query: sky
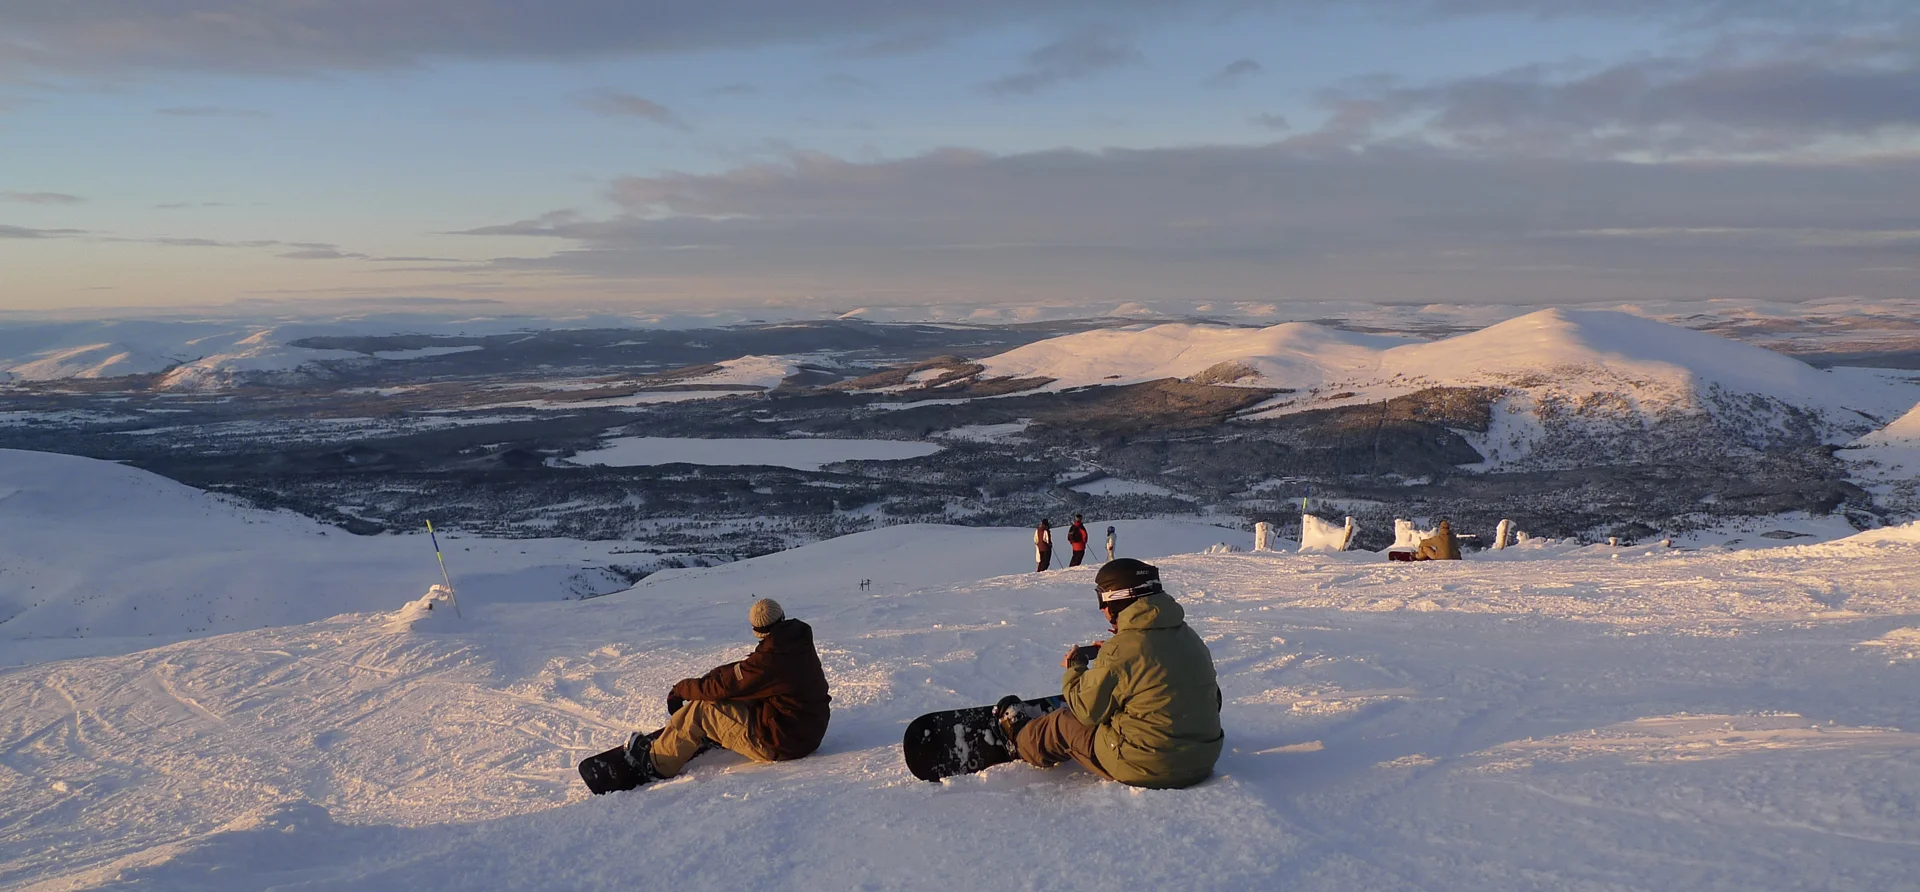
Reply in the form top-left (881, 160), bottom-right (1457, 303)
top-left (1, 1), bottom-right (1917, 315)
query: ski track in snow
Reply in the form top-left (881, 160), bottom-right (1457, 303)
top-left (3, 529), bottom-right (1920, 890)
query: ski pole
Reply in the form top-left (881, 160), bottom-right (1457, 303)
top-left (426, 519), bottom-right (462, 618)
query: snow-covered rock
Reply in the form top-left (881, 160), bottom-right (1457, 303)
top-left (1298, 514), bottom-right (1355, 552)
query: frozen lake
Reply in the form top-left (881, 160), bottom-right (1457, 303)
top-left (565, 436), bottom-right (942, 471)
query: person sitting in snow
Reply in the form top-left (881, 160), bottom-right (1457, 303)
top-left (1414, 519), bottom-right (1461, 561)
top-left (625, 598), bottom-right (831, 780)
top-left (995, 558), bottom-right (1223, 789)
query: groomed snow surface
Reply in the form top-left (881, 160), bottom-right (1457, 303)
top-left (3, 452), bottom-right (1919, 890)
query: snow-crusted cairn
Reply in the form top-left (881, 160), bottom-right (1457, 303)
top-left (1299, 515), bottom-right (1355, 552)
top-left (1493, 519), bottom-right (1513, 550)
top-left (1254, 521), bottom-right (1275, 552)
top-left (1387, 519), bottom-right (1437, 555)
top-left (385, 584), bottom-right (461, 633)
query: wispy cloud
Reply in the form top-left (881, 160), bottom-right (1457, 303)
top-left (980, 30), bottom-right (1146, 96)
top-left (1, 191), bottom-right (82, 205)
top-left (1207, 58), bottom-right (1264, 88)
top-left (1248, 113), bottom-right (1292, 131)
top-left (1300, 26), bottom-right (1920, 157)
top-left (157, 106), bottom-right (270, 118)
top-left (577, 90), bottom-right (687, 128)
top-left (0, 224), bottom-right (84, 238)
top-left (5, 1), bottom-right (1903, 79)
top-left (446, 143), bottom-right (1920, 303)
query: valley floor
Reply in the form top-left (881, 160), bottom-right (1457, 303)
top-left (4, 527), bottom-right (1919, 890)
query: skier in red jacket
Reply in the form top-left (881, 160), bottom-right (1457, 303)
top-left (1066, 514), bottom-right (1090, 567)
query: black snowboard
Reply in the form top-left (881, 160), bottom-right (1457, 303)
top-left (579, 731), bottom-right (717, 795)
top-left (579, 736), bottom-right (651, 795)
top-left (902, 695), bottom-right (1066, 782)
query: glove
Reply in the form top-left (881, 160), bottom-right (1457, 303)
top-left (666, 693), bottom-right (685, 715)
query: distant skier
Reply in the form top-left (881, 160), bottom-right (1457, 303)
top-left (1035, 519), bottom-right (1053, 572)
top-left (1066, 514), bottom-right (1089, 567)
top-left (995, 558), bottom-right (1223, 789)
top-left (623, 599), bottom-right (831, 781)
top-left (1415, 520), bottom-right (1461, 561)
top-left (1105, 525), bottom-right (1116, 561)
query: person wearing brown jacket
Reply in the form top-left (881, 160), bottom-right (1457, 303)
top-left (1415, 520), bottom-right (1462, 561)
top-left (625, 598), bottom-right (832, 779)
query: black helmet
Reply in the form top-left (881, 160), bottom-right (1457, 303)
top-left (1094, 558), bottom-right (1163, 609)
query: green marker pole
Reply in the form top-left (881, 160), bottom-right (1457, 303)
top-left (427, 520), bottom-right (462, 618)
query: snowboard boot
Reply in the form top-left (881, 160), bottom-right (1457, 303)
top-left (624, 731), bottom-right (662, 782)
top-left (992, 695), bottom-right (1032, 759)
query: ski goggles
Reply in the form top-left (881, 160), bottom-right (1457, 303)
top-left (1096, 578), bottom-right (1162, 606)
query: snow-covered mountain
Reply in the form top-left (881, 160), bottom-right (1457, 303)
top-left (2, 446), bottom-right (1917, 889)
top-left (907, 309), bottom-right (1919, 470)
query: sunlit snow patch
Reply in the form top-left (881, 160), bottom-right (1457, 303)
top-left (1474, 713), bottom-right (1920, 772)
top-left (1859, 627), bottom-right (1920, 662)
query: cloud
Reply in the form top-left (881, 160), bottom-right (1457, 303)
top-left (0, 224), bottom-right (84, 238)
top-left (980, 30), bottom-right (1147, 96)
top-left (577, 90), bottom-right (687, 128)
top-left (1, 1), bottom-right (1904, 78)
top-left (1248, 113), bottom-right (1292, 130)
top-left (1304, 26), bottom-right (1920, 157)
top-left (1, 191), bottom-right (82, 204)
top-left (1207, 58), bottom-right (1264, 88)
top-left (156, 106), bottom-right (270, 118)
top-left (449, 143), bottom-right (1920, 303)
top-left (278, 247), bottom-right (369, 260)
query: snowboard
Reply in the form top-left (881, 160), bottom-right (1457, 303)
top-left (579, 731), bottom-right (717, 795)
top-left (901, 695), bottom-right (1066, 782)
top-left (579, 735), bottom-right (652, 795)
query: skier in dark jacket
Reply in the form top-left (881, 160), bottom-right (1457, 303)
top-left (1066, 515), bottom-right (1089, 567)
top-left (626, 598), bottom-right (831, 779)
top-left (997, 559), bottom-right (1224, 789)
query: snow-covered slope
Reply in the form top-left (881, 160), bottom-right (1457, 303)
top-left (1839, 401), bottom-right (1920, 516)
top-left (934, 310), bottom-right (1920, 469)
top-left (0, 449), bottom-right (649, 658)
top-left (968, 310), bottom-right (1893, 421)
top-left (2, 511), bottom-right (1917, 890)
top-left (976, 323), bottom-right (1406, 391)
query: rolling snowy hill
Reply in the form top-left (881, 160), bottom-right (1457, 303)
top-left (0, 449), bottom-right (666, 661)
top-left (1, 449), bottom-right (1918, 890)
top-left (899, 309), bottom-right (1920, 471)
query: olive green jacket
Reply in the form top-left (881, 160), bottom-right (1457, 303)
top-left (1062, 593), bottom-right (1224, 788)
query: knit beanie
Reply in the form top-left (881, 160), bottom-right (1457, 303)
top-left (749, 598), bottom-right (785, 636)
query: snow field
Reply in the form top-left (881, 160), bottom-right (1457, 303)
top-left (3, 513), bottom-right (1919, 889)
top-left (0, 449), bottom-right (656, 660)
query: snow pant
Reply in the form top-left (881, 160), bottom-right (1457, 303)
top-left (1013, 708), bottom-right (1115, 782)
top-left (1068, 547), bottom-right (1086, 567)
top-left (1107, 544), bottom-right (1114, 560)
top-left (1036, 546), bottom-right (1052, 572)
top-left (650, 699), bottom-right (777, 777)
top-left (1415, 539), bottom-right (1459, 561)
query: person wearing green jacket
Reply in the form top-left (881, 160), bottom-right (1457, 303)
top-left (997, 558), bottom-right (1224, 789)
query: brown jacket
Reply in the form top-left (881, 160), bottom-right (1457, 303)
top-left (1416, 521), bottom-right (1461, 561)
top-left (671, 619), bottom-right (832, 760)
